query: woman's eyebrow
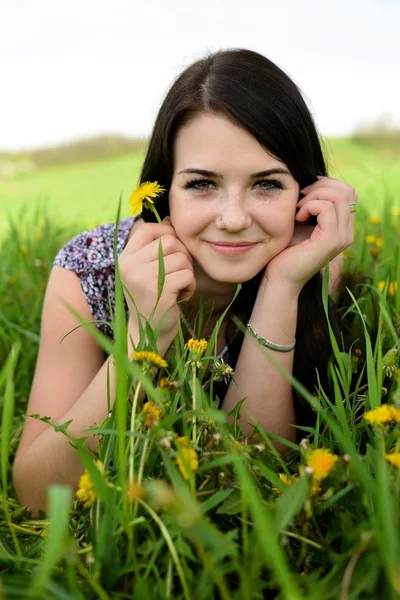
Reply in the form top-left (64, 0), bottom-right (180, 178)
top-left (177, 167), bottom-right (291, 178)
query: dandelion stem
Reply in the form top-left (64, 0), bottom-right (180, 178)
top-left (128, 381), bottom-right (142, 486)
top-left (137, 499), bottom-right (191, 600)
top-left (132, 433), bottom-right (150, 522)
top-left (192, 364), bottom-right (197, 444)
top-left (151, 206), bottom-right (162, 223)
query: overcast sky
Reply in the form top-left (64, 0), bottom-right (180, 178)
top-left (1, 0), bottom-right (399, 151)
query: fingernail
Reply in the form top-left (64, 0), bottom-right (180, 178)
top-left (163, 216), bottom-right (171, 222)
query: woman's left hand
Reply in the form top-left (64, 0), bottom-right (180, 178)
top-left (264, 176), bottom-right (357, 291)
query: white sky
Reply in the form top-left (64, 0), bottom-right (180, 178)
top-left (1, 0), bottom-right (399, 151)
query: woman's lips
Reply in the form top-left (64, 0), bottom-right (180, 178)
top-left (205, 241), bottom-right (258, 256)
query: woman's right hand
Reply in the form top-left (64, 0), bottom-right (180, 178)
top-left (118, 219), bottom-right (196, 338)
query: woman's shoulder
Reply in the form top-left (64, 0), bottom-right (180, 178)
top-left (52, 217), bottom-right (135, 275)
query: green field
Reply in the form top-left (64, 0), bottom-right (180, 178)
top-left (1, 138), bottom-right (399, 242)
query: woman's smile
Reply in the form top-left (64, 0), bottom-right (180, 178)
top-left (204, 241), bottom-right (259, 256)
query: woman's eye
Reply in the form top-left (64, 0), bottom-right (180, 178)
top-left (256, 179), bottom-right (283, 191)
top-left (184, 179), bottom-right (214, 191)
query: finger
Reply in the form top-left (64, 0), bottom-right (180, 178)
top-left (164, 270), bottom-right (196, 302)
top-left (154, 252), bottom-right (194, 276)
top-left (296, 199), bottom-right (339, 249)
top-left (132, 232), bottom-right (194, 265)
top-left (298, 186), bottom-right (357, 237)
top-left (126, 221), bottom-right (177, 252)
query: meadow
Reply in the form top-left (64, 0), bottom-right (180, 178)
top-left (1, 139), bottom-right (400, 599)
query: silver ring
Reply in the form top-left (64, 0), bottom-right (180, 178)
top-left (349, 203), bottom-right (357, 214)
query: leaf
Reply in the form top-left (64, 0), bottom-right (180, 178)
top-left (201, 488), bottom-right (235, 514)
top-left (274, 478), bottom-right (308, 530)
top-left (216, 489), bottom-right (242, 515)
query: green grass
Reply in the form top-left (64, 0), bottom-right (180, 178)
top-left (0, 151), bottom-right (146, 240)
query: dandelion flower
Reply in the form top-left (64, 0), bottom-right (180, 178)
top-left (175, 436), bottom-right (199, 480)
top-left (128, 181), bottom-right (165, 220)
top-left (385, 453), bottom-right (400, 468)
top-left (186, 338), bottom-right (208, 358)
top-left (272, 472), bottom-right (299, 495)
top-left (76, 460), bottom-right (106, 508)
top-left (392, 207), bottom-right (400, 218)
top-left (378, 281), bottom-right (398, 297)
top-left (306, 448), bottom-right (338, 483)
top-left (159, 377), bottom-right (171, 388)
top-left (132, 350), bottom-right (168, 370)
top-left (375, 237), bottom-right (383, 247)
top-left (126, 479), bottom-right (146, 502)
top-left (143, 401), bottom-right (162, 428)
top-left (370, 214), bottom-right (383, 225)
top-left (364, 404), bottom-right (400, 425)
top-left (369, 246), bottom-right (381, 257)
top-left (365, 235), bottom-right (376, 244)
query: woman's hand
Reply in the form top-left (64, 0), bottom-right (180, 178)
top-left (264, 176), bottom-right (357, 292)
top-left (118, 219), bottom-right (196, 338)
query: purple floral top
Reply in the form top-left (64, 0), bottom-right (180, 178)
top-left (52, 218), bottom-right (236, 374)
top-left (53, 217), bottom-right (136, 342)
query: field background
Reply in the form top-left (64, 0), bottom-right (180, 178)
top-left (1, 136), bottom-right (399, 243)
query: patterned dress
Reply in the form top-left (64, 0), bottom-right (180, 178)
top-left (52, 218), bottom-right (236, 397)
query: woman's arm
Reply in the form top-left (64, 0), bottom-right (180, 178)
top-left (221, 277), bottom-right (299, 453)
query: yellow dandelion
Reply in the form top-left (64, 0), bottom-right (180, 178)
top-left (76, 460), bottom-right (106, 508)
top-left (143, 401), bottom-right (162, 428)
top-left (159, 377), bottom-right (170, 388)
top-left (365, 234), bottom-right (376, 244)
top-left (375, 237), bottom-right (383, 247)
top-left (389, 282), bottom-right (398, 297)
top-left (175, 436), bottom-right (199, 480)
top-left (126, 479), bottom-right (146, 502)
top-left (369, 246), bottom-right (381, 257)
top-left (306, 448), bottom-right (338, 483)
top-left (128, 181), bottom-right (165, 221)
top-left (378, 281), bottom-right (386, 293)
top-left (370, 214), bottom-right (383, 225)
top-left (385, 453), bottom-right (400, 468)
top-left (186, 338), bottom-right (208, 357)
top-left (364, 404), bottom-right (400, 425)
top-left (272, 472), bottom-right (299, 495)
top-left (392, 207), bottom-right (400, 218)
top-left (132, 350), bottom-right (168, 370)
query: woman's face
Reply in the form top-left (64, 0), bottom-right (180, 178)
top-left (169, 113), bottom-right (300, 284)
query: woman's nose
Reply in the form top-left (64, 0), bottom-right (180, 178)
top-left (215, 196), bottom-right (252, 231)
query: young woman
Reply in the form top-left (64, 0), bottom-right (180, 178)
top-left (13, 48), bottom-right (356, 515)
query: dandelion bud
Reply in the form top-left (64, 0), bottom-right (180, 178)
top-left (304, 466), bottom-right (314, 477)
top-left (342, 453), bottom-right (351, 465)
top-left (159, 436), bottom-right (172, 451)
top-left (149, 480), bottom-right (176, 509)
top-left (299, 438), bottom-right (310, 453)
top-left (254, 444), bottom-right (266, 453)
top-left (382, 348), bottom-right (398, 378)
top-left (212, 432), bottom-right (222, 444)
top-left (85, 552), bottom-right (95, 566)
top-left (212, 359), bottom-right (235, 384)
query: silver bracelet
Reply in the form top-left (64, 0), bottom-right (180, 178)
top-left (246, 323), bottom-right (296, 353)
